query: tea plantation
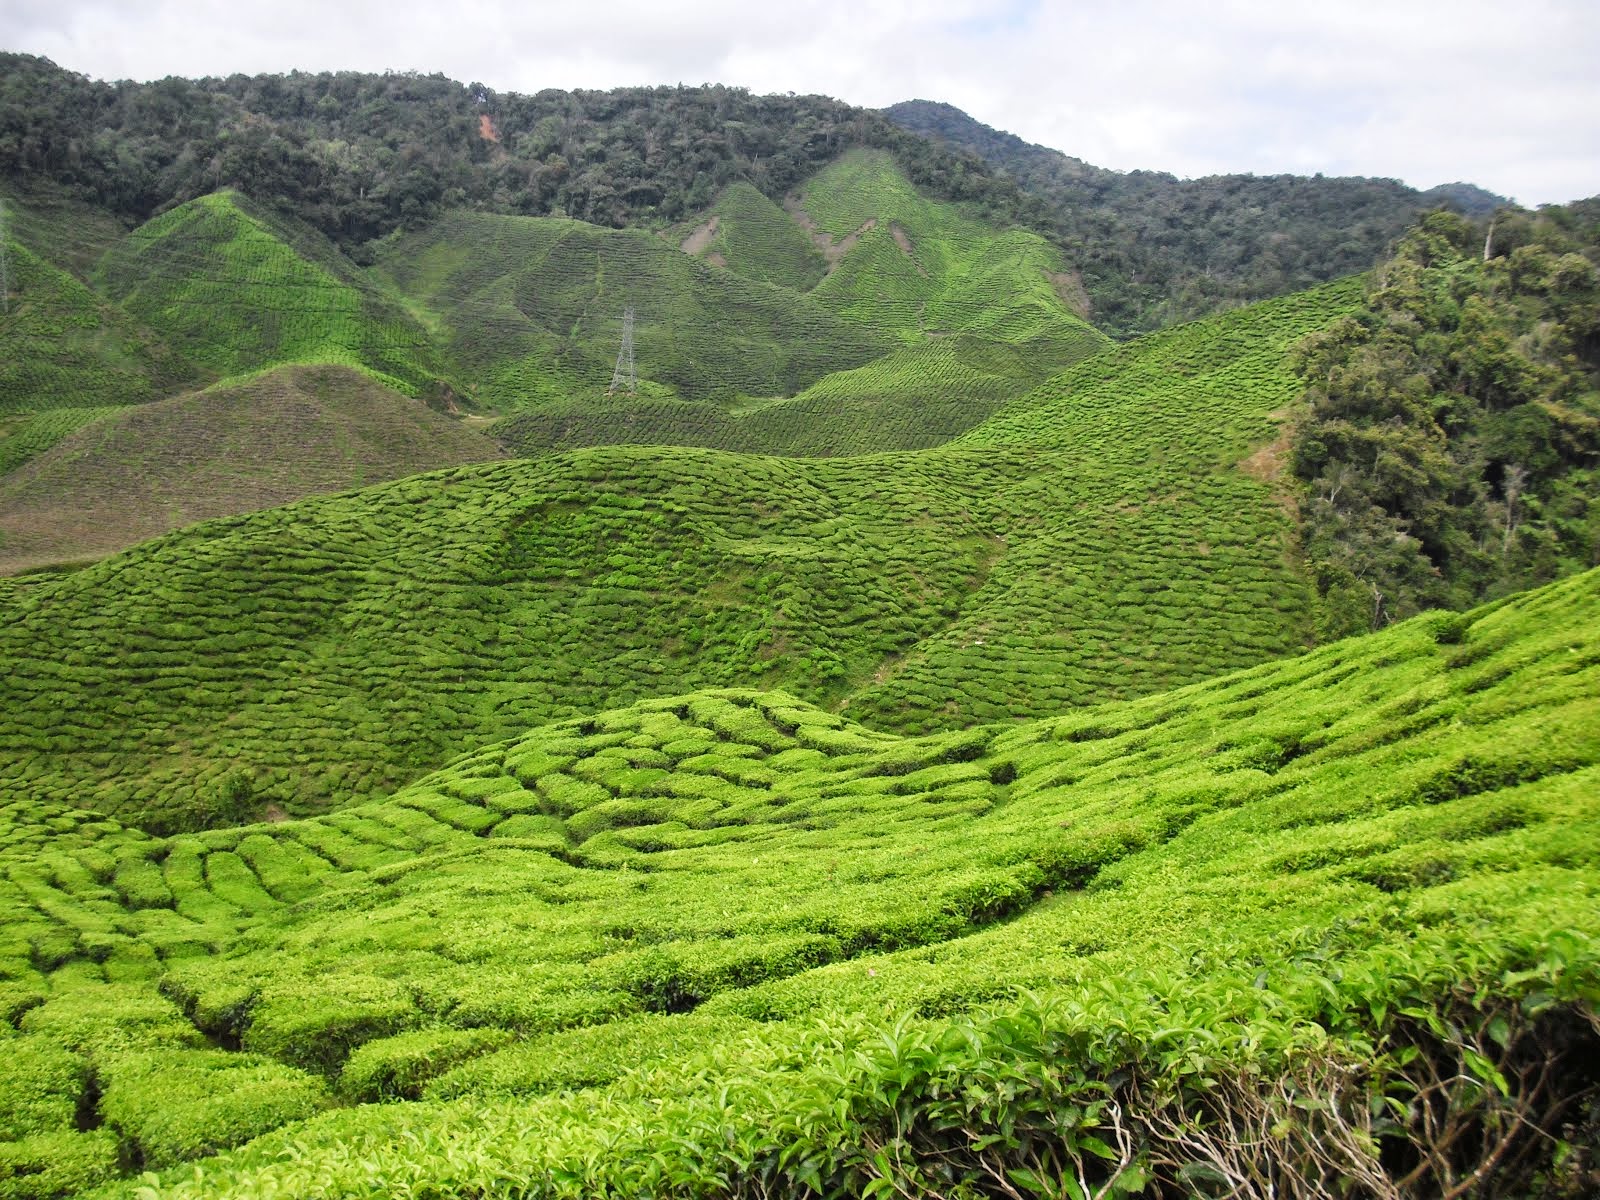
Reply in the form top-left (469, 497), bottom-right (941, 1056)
top-left (0, 565), bottom-right (1592, 1197)
top-left (673, 180), bottom-right (830, 293)
top-left (368, 209), bottom-right (889, 408)
top-left (372, 151), bottom-right (1107, 440)
top-left (0, 239), bottom-right (201, 414)
top-left (0, 275), bottom-right (1359, 833)
top-left (96, 192), bottom-right (446, 396)
top-left (2, 139), bottom-right (1595, 1195)
top-left (0, 364), bottom-right (505, 575)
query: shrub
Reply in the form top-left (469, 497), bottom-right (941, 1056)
top-left (339, 1027), bottom-right (513, 1102)
top-left (98, 1048), bottom-right (326, 1168)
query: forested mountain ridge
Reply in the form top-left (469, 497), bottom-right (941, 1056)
top-left (2, 53), bottom-right (1502, 338)
top-left (886, 98), bottom-right (1508, 335)
top-left (0, 54), bottom-right (1039, 260)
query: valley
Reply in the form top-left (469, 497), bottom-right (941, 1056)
top-left (0, 60), bottom-right (1595, 1199)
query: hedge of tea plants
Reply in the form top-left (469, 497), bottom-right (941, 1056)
top-left (95, 192), bottom-right (444, 396)
top-left (0, 567), bottom-right (1591, 1196)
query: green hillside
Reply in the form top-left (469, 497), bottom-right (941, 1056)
top-left (0, 566), bottom-right (1593, 1197)
top-left (675, 180), bottom-right (829, 292)
top-left (0, 407), bottom-right (131, 476)
top-left (0, 364), bottom-right (504, 576)
top-left (0, 184), bottom-right (132, 280)
top-left (495, 334), bottom-right (1101, 457)
top-left (369, 210), bottom-right (888, 407)
top-left (0, 237), bottom-right (202, 414)
top-left (799, 150), bottom-right (1100, 351)
top-left (0, 277), bottom-right (1357, 833)
top-left (398, 153), bottom-right (1106, 453)
top-left (95, 192), bottom-right (444, 394)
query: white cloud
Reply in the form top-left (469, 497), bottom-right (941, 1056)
top-left (3, 0), bottom-right (1597, 204)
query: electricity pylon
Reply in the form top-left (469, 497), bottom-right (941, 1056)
top-left (0, 200), bottom-right (10, 316)
top-left (608, 305), bottom-right (636, 394)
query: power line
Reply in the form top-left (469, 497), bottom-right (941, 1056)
top-left (0, 199), bottom-right (11, 316)
top-left (608, 305), bottom-right (636, 394)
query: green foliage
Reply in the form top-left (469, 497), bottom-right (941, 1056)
top-left (241, 975), bottom-right (420, 1075)
top-left (95, 192), bottom-right (443, 393)
top-left (0, 57), bottom-right (1057, 268)
top-left (0, 1037), bottom-right (85, 1138)
top-left (339, 1027), bottom-right (513, 1102)
top-left (885, 99), bottom-right (1506, 337)
top-left (0, 407), bottom-right (127, 476)
top-left (0, 1129), bottom-right (118, 1199)
top-left (97, 1049), bottom-right (325, 1169)
top-left (1292, 205), bottom-right (1600, 635)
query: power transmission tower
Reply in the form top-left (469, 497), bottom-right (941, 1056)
top-left (608, 305), bottom-right (636, 394)
top-left (0, 199), bottom-right (10, 316)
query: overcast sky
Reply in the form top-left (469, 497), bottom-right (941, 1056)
top-left (5, 0), bottom-right (1598, 206)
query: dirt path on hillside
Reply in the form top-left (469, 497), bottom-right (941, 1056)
top-left (784, 197), bottom-right (877, 272)
top-left (680, 215), bottom-right (720, 256)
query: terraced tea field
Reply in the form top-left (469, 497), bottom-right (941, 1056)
top-left (0, 365), bottom-right (505, 575)
top-left (0, 240), bottom-right (202, 413)
top-left (0, 275), bottom-right (1358, 835)
top-left (0, 565), bottom-right (1593, 1197)
top-left (373, 152), bottom-right (1106, 452)
top-left (370, 210), bottom-right (889, 407)
top-left (495, 334), bottom-right (1093, 457)
top-left (96, 192), bottom-right (444, 395)
top-left (673, 180), bottom-right (829, 292)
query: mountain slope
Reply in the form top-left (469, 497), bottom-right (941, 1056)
top-left (0, 236), bottom-right (202, 414)
top-left (417, 152), bottom-right (1107, 453)
top-left (96, 191), bottom-right (445, 393)
top-left (0, 276), bottom-right (1358, 832)
top-left (884, 99), bottom-right (1509, 336)
top-left (674, 180), bottom-right (829, 291)
top-left (0, 364), bottom-right (504, 575)
top-left (3, 566), bottom-right (1595, 1197)
top-left (798, 150), bottom-right (1100, 353)
top-left (370, 209), bottom-right (889, 406)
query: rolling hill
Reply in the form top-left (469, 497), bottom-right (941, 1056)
top-left (0, 364), bottom-right (505, 575)
top-left (392, 151), bottom-right (1107, 454)
top-left (0, 562), bottom-right (1593, 1197)
top-left (95, 191), bottom-right (446, 395)
top-left (0, 235), bottom-right (202, 415)
top-left (672, 180), bottom-right (829, 292)
top-left (368, 208), bottom-right (888, 407)
top-left (0, 275), bottom-right (1358, 835)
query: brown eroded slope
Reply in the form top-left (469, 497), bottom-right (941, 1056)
top-left (0, 364), bottom-right (505, 573)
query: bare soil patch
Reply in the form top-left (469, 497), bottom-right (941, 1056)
top-left (679, 215), bottom-right (720, 256)
top-left (1046, 270), bottom-right (1092, 319)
